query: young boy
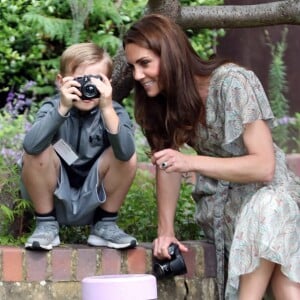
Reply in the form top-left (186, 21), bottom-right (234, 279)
top-left (21, 43), bottom-right (137, 250)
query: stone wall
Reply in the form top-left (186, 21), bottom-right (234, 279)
top-left (0, 241), bottom-right (217, 300)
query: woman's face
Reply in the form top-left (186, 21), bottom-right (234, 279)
top-left (125, 43), bottom-right (161, 97)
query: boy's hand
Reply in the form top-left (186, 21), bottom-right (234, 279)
top-left (59, 76), bottom-right (81, 115)
top-left (92, 74), bottom-right (119, 134)
top-left (90, 73), bottom-right (113, 111)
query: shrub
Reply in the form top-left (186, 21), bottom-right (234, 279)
top-left (118, 169), bottom-right (202, 242)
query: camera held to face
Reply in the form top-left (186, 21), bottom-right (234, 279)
top-left (153, 243), bottom-right (187, 279)
top-left (74, 75), bottom-right (102, 100)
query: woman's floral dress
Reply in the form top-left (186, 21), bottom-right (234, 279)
top-left (192, 63), bottom-right (300, 299)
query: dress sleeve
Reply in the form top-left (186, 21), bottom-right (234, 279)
top-left (219, 66), bottom-right (275, 148)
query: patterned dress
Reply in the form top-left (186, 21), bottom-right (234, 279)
top-left (192, 63), bottom-right (300, 299)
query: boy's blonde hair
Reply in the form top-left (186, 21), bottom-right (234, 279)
top-left (59, 43), bottom-right (112, 78)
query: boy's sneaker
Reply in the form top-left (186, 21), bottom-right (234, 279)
top-left (25, 219), bottom-right (60, 250)
top-left (87, 221), bottom-right (137, 249)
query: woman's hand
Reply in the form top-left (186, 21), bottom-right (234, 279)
top-left (152, 149), bottom-right (191, 173)
top-left (153, 236), bottom-right (188, 260)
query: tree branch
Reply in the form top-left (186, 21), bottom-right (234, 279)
top-left (145, 0), bottom-right (180, 18)
top-left (179, 0), bottom-right (300, 29)
top-left (111, 48), bottom-right (134, 102)
top-left (111, 0), bottom-right (300, 102)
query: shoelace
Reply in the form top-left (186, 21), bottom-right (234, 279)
top-left (95, 223), bottom-right (128, 239)
top-left (34, 222), bottom-right (58, 235)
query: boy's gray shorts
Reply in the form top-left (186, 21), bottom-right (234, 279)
top-left (20, 157), bottom-right (106, 226)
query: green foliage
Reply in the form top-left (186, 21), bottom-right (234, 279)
top-left (0, 159), bottom-right (33, 245)
top-left (0, 0), bottom-right (46, 92)
top-left (289, 113), bottom-right (300, 153)
top-left (189, 28), bottom-right (226, 60)
top-left (0, 0), bottom-right (148, 104)
top-left (23, 13), bottom-right (72, 42)
top-left (181, 0), bottom-right (226, 60)
top-left (118, 169), bottom-right (201, 242)
top-left (0, 115), bottom-right (32, 167)
top-left (265, 27), bottom-right (299, 153)
top-left (59, 225), bottom-right (90, 244)
top-left (0, 83), bottom-right (36, 245)
top-left (266, 28), bottom-right (289, 115)
top-left (118, 169), bottom-right (157, 242)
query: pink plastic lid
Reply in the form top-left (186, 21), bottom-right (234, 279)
top-left (82, 274), bottom-right (157, 300)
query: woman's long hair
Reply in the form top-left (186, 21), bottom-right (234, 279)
top-left (123, 14), bottom-right (225, 151)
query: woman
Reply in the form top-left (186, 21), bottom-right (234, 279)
top-left (123, 14), bottom-right (300, 299)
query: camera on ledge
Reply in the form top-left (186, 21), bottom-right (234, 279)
top-left (74, 75), bottom-right (102, 100)
top-left (153, 243), bottom-right (187, 279)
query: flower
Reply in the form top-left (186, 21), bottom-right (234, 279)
top-left (276, 116), bottom-right (296, 125)
top-left (5, 81), bottom-right (36, 117)
top-left (1, 81), bottom-right (36, 164)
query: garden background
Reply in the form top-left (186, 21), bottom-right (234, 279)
top-left (0, 0), bottom-right (299, 246)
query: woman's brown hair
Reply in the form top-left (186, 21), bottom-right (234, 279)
top-left (123, 14), bottom-right (226, 151)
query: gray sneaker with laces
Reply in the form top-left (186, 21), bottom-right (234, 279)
top-left (25, 220), bottom-right (60, 250)
top-left (87, 221), bottom-right (137, 249)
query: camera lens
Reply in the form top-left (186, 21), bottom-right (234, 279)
top-left (153, 263), bottom-right (164, 278)
top-left (153, 262), bottom-right (171, 278)
top-left (82, 83), bottom-right (100, 99)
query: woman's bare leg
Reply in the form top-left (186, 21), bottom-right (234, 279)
top-left (239, 258), bottom-right (275, 300)
top-left (271, 264), bottom-right (300, 300)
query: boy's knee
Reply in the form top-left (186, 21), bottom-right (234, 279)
top-left (100, 147), bottom-right (137, 169)
top-left (22, 147), bottom-right (60, 169)
top-left (127, 152), bottom-right (137, 169)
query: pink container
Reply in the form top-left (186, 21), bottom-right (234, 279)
top-left (82, 274), bottom-right (157, 300)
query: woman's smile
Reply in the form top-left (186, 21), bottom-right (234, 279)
top-left (125, 43), bottom-right (161, 97)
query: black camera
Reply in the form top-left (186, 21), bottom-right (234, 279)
top-left (74, 75), bottom-right (101, 100)
top-left (153, 243), bottom-right (187, 279)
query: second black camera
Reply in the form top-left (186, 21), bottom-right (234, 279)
top-left (153, 243), bottom-right (187, 279)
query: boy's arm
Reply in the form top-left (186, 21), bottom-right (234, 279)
top-left (23, 97), bottom-right (67, 154)
top-left (105, 101), bottom-right (135, 161)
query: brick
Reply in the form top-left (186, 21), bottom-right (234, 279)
top-left (203, 242), bottom-right (217, 277)
top-left (0, 242), bottom-right (218, 299)
top-left (76, 247), bottom-right (97, 280)
top-left (25, 250), bottom-right (48, 281)
top-left (52, 247), bottom-right (73, 281)
top-left (127, 247), bottom-right (147, 274)
top-left (2, 247), bottom-right (23, 281)
top-left (182, 243), bottom-right (196, 279)
top-left (101, 248), bottom-right (121, 274)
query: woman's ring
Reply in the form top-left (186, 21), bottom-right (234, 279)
top-left (161, 161), bottom-right (168, 169)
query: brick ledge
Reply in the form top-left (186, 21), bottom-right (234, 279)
top-left (0, 241), bottom-right (217, 300)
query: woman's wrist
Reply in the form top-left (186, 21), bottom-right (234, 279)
top-left (157, 224), bottom-right (175, 237)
